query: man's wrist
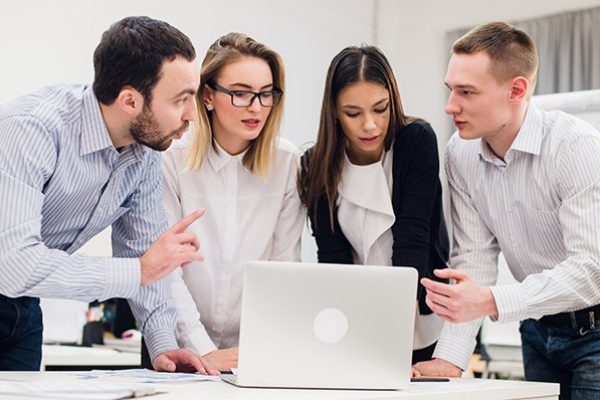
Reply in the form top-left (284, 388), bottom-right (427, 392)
top-left (139, 254), bottom-right (148, 285)
top-left (484, 287), bottom-right (499, 318)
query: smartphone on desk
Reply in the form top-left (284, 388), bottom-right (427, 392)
top-left (411, 377), bottom-right (450, 382)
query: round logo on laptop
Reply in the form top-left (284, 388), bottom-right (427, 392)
top-left (313, 308), bottom-right (348, 343)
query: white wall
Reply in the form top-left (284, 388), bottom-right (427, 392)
top-left (0, 0), bottom-right (376, 146)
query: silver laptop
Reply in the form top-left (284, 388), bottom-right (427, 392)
top-left (221, 260), bottom-right (417, 390)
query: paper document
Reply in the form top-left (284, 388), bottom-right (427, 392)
top-left (0, 379), bottom-right (155, 399)
top-left (75, 368), bottom-right (220, 384)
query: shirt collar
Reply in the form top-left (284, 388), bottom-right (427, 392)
top-left (508, 103), bottom-right (543, 156)
top-left (478, 103), bottom-right (544, 164)
top-left (80, 86), bottom-right (147, 162)
top-left (127, 141), bottom-right (149, 162)
top-left (80, 86), bottom-right (114, 156)
top-left (207, 139), bottom-right (248, 172)
top-left (338, 150), bottom-right (395, 217)
top-left (477, 139), bottom-right (495, 164)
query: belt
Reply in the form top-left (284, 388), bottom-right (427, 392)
top-left (539, 304), bottom-right (600, 334)
top-left (0, 294), bottom-right (39, 306)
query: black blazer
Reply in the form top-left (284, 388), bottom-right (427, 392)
top-left (304, 120), bottom-right (449, 315)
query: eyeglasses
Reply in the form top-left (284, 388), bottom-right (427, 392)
top-left (209, 82), bottom-right (283, 108)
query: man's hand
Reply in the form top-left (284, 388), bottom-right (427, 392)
top-left (421, 269), bottom-right (497, 323)
top-left (413, 358), bottom-right (462, 377)
top-left (152, 348), bottom-right (219, 375)
top-left (140, 210), bottom-right (205, 286)
top-left (203, 347), bottom-right (239, 371)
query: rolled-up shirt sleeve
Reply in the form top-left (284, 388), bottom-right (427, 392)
top-left (112, 152), bottom-right (178, 360)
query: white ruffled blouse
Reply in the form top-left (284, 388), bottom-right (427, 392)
top-left (337, 149), bottom-right (443, 350)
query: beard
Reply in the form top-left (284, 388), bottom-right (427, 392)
top-left (130, 106), bottom-right (189, 151)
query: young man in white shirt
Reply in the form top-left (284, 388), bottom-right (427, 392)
top-left (415, 22), bottom-right (600, 399)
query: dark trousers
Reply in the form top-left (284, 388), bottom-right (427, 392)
top-left (141, 337), bottom-right (153, 370)
top-left (521, 318), bottom-right (600, 400)
top-left (0, 294), bottom-right (43, 371)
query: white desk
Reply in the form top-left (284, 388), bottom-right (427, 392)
top-left (0, 372), bottom-right (559, 399)
top-left (41, 345), bottom-right (140, 370)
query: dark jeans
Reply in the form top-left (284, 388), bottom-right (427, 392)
top-left (0, 294), bottom-right (43, 371)
top-left (141, 337), bottom-right (153, 370)
top-left (520, 318), bottom-right (600, 400)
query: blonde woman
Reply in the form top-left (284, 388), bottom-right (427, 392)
top-left (162, 33), bottom-right (304, 371)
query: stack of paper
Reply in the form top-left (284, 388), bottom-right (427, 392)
top-left (0, 380), bottom-right (155, 399)
top-left (75, 368), bottom-right (220, 384)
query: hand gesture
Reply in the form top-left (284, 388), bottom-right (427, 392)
top-left (421, 269), bottom-right (497, 323)
top-left (140, 210), bottom-right (205, 285)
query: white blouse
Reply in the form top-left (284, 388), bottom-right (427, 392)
top-left (162, 136), bottom-right (305, 356)
top-left (337, 149), bottom-right (443, 350)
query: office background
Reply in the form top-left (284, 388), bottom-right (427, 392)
top-left (2, 0), bottom-right (599, 347)
top-left (3, 0), bottom-right (599, 144)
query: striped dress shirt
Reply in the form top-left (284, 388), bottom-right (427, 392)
top-left (0, 84), bottom-right (177, 359)
top-left (433, 103), bottom-right (600, 370)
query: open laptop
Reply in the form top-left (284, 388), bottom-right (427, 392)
top-left (221, 260), bottom-right (417, 390)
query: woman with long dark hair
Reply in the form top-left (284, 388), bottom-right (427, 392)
top-left (298, 45), bottom-right (449, 364)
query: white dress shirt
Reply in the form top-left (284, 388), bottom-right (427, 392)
top-left (162, 136), bottom-right (305, 356)
top-left (337, 150), bottom-right (444, 350)
top-left (434, 104), bottom-right (600, 370)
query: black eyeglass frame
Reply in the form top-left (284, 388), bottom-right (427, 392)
top-left (209, 82), bottom-right (283, 108)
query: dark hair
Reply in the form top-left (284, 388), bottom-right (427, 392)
top-left (453, 22), bottom-right (538, 92)
top-left (92, 16), bottom-right (196, 105)
top-left (298, 45), bottom-right (412, 228)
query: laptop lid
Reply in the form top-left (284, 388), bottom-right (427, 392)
top-left (234, 261), bottom-right (417, 390)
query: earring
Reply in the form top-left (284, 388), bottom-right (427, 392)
top-left (206, 104), bottom-right (213, 111)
